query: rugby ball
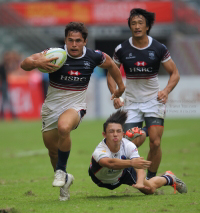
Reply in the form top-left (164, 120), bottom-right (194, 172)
top-left (38, 48), bottom-right (67, 73)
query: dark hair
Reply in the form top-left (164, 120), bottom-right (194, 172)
top-left (128, 8), bottom-right (155, 35)
top-left (65, 22), bottom-right (88, 41)
top-left (103, 110), bottom-right (127, 132)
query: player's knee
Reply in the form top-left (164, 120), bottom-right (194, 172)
top-left (150, 139), bottom-right (161, 149)
top-left (57, 122), bottom-right (71, 136)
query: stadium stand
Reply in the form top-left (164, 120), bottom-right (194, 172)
top-left (0, 3), bottom-right (60, 57)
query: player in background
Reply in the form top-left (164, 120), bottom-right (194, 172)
top-left (107, 8), bottom-right (180, 179)
top-left (20, 22), bottom-right (125, 201)
top-left (89, 110), bottom-right (187, 195)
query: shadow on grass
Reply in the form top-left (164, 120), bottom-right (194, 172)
top-left (86, 193), bottom-right (145, 200)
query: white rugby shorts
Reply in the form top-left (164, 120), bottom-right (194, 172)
top-left (123, 97), bottom-right (166, 123)
top-left (41, 103), bottom-right (86, 132)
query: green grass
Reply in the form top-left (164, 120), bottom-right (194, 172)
top-left (0, 118), bottom-right (200, 213)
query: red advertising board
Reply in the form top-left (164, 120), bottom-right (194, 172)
top-left (9, 1), bottom-right (173, 26)
top-left (2, 74), bottom-right (44, 120)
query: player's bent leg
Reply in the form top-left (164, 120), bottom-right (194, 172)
top-left (42, 129), bottom-right (59, 171)
top-left (123, 122), bottom-right (146, 147)
top-left (142, 173), bottom-right (187, 195)
top-left (142, 176), bottom-right (167, 194)
top-left (125, 127), bottom-right (146, 147)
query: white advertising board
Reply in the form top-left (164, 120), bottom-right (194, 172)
top-left (86, 76), bottom-right (200, 119)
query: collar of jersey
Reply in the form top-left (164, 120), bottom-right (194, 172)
top-left (64, 44), bottom-right (86, 59)
top-left (129, 36), bottom-right (152, 50)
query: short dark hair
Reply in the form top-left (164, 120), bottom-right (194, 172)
top-left (103, 110), bottom-right (127, 132)
top-left (65, 22), bottom-right (88, 41)
top-left (128, 8), bottom-right (155, 35)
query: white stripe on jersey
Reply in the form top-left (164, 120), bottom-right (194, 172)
top-left (115, 44), bottom-right (122, 52)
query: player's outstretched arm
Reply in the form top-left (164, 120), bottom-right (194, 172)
top-left (99, 157), bottom-right (151, 170)
top-left (21, 52), bottom-right (59, 72)
top-left (99, 157), bottom-right (133, 170)
top-left (130, 157), bottom-right (151, 169)
top-left (100, 53), bottom-right (125, 98)
top-left (132, 169), bottom-right (151, 193)
top-left (158, 59), bottom-right (180, 104)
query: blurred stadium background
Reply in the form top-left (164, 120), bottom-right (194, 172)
top-left (0, 0), bottom-right (200, 120)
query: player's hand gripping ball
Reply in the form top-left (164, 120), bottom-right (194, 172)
top-left (38, 48), bottom-right (67, 73)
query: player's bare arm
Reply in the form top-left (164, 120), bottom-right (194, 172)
top-left (130, 157), bottom-right (151, 169)
top-left (106, 63), bottom-right (120, 95)
top-left (158, 59), bottom-right (180, 104)
top-left (99, 157), bottom-right (151, 170)
top-left (107, 64), bottom-right (125, 109)
top-left (100, 54), bottom-right (125, 99)
top-left (21, 52), bottom-right (59, 72)
top-left (132, 169), bottom-right (150, 192)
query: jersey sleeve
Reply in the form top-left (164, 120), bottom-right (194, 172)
top-left (113, 44), bottom-right (122, 65)
top-left (92, 146), bottom-right (110, 162)
top-left (93, 50), bottom-right (106, 66)
top-left (124, 139), bottom-right (140, 159)
top-left (161, 44), bottom-right (171, 63)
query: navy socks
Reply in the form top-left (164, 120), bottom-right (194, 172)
top-left (162, 175), bottom-right (174, 186)
top-left (146, 170), bottom-right (157, 179)
top-left (56, 149), bottom-right (70, 172)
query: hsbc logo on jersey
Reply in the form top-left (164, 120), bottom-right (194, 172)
top-left (60, 73), bottom-right (86, 82)
top-left (134, 61), bottom-right (147, 66)
top-left (130, 61), bottom-right (152, 72)
top-left (129, 67), bottom-right (153, 72)
top-left (68, 70), bottom-right (81, 76)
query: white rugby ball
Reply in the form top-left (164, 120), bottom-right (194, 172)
top-left (119, 97), bottom-right (124, 103)
top-left (38, 48), bottom-right (67, 73)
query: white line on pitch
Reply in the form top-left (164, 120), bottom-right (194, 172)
top-left (16, 149), bottom-right (48, 157)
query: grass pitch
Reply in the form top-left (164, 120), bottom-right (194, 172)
top-left (0, 118), bottom-right (200, 213)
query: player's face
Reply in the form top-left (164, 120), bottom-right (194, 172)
top-left (103, 123), bottom-right (124, 149)
top-left (65, 31), bottom-right (87, 57)
top-left (130, 15), bottom-right (149, 38)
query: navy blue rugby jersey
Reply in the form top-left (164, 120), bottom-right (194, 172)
top-left (113, 36), bottom-right (171, 79)
top-left (48, 45), bottom-right (106, 91)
